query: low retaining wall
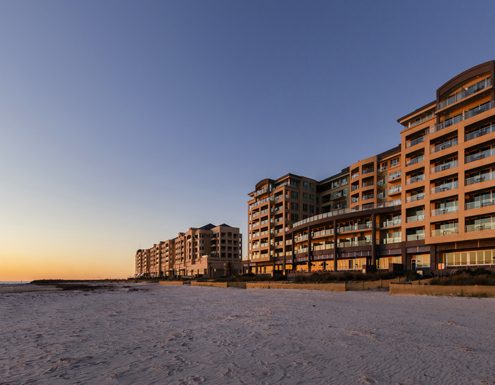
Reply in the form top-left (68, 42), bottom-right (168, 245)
top-left (191, 281), bottom-right (229, 288)
top-left (159, 281), bottom-right (187, 286)
top-left (390, 283), bottom-right (495, 297)
top-left (245, 282), bottom-right (346, 292)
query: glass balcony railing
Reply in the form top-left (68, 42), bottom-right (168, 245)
top-left (337, 240), bottom-right (372, 248)
top-left (431, 206), bottom-right (458, 216)
top-left (465, 199), bottom-right (495, 210)
top-left (388, 172), bottom-right (401, 181)
top-left (432, 101), bottom-right (495, 134)
top-left (466, 221), bottom-right (495, 232)
top-left (432, 227), bottom-right (459, 237)
top-left (382, 219), bottom-right (402, 227)
top-left (465, 123), bottom-right (495, 141)
top-left (432, 182), bottom-right (458, 193)
top-left (432, 138), bottom-right (458, 153)
top-left (406, 214), bottom-right (425, 223)
top-left (312, 229), bottom-right (334, 238)
top-left (465, 101), bottom-right (494, 119)
top-left (465, 148), bottom-right (495, 163)
top-left (432, 160), bottom-right (457, 173)
top-left (407, 233), bottom-right (425, 241)
top-left (382, 237), bottom-right (402, 244)
top-left (388, 186), bottom-right (402, 195)
top-left (406, 155), bottom-right (424, 166)
top-left (407, 136), bottom-right (425, 148)
top-left (406, 193), bottom-right (425, 202)
top-left (465, 171), bottom-right (495, 185)
top-left (437, 78), bottom-right (492, 110)
top-left (407, 174), bottom-right (425, 184)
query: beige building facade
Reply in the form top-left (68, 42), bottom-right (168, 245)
top-left (135, 223), bottom-right (242, 278)
top-left (246, 61), bottom-right (495, 275)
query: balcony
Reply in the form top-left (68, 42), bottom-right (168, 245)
top-left (382, 219), bottom-right (402, 228)
top-left (465, 123), bottom-right (495, 141)
top-left (294, 234), bottom-right (309, 243)
top-left (431, 206), bottom-right (458, 216)
top-left (465, 148), bottom-right (495, 163)
top-left (432, 138), bottom-right (458, 153)
top-left (312, 229), bottom-right (334, 238)
top-left (407, 112), bottom-right (434, 129)
top-left (407, 136), bottom-right (425, 148)
top-left (432, 160), bottom-right (457, 173)
top-left (466, 221), bottom-right (495, 232)
top-left (406, 233), bottom-right (425, 241)
top-left (407, 174), bottom-right (425, 184)
top-left (465, 199), bottom-right (495, 210)
top-left (388, 186), bottom-right (402, 195)
top-left (432, 227), bottom-right (459, 237)
top-left (406, 193), bottom-right (425, 203)
top-left (337, 240), bottom-right (372, 248)
top-left (465, 171), bottom-right (495, 186)
top-left (351, 173), bottom-right (360, 179)
top-left (406, 155), bottom-right (424, 167)
top-left (437, 78), bottom-right (492, 110)
top-left (351, 185), bottom-right (359, 191)
top-left (388, 171), bottom-right (401, 181)
top-left (313, 244), bottom-right (334, 251)
top-left (431, 182), bottom-right (458, 194)
top-left (382, 236), bottom-right (402, 244)
top-left (432, 100), bottom-right (495, 134)
top-left (406, 214), bottom-right (425, 223)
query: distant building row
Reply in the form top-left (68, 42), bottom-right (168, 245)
top-left (135, 223), bottom-right (242, 278)
top-left (246, 61), bottom-right (495, 275)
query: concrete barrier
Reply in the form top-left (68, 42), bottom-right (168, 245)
top-left (245, 282), bottom-right (346, 292)
top-left (159, 281), bottom-right (187, 286)
top-left (389, 283), bottom-right (495, 297)
top-left (191, 281), bottom-right (229, 288)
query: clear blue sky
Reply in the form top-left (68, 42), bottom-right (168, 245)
top-left (1, 0), bottom-right (494, 279)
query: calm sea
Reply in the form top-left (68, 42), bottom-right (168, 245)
top-left (0, 281), bottom-right (27, 285)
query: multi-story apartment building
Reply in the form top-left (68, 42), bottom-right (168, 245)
top-left (135, 223), bottom-right (242, 278)
top-left (246, 174), bottom-right (318, 274)
top-left (246, 61), bottom-right (495, 275)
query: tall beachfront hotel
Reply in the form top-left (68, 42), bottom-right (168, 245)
top-left (246, 61), bottom-right (495, 275)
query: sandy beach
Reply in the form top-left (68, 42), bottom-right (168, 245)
top-left (1, 283), bottom-right (494, 385)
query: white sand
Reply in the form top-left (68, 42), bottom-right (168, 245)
top-left (1, 284), bottom-right (494, 385)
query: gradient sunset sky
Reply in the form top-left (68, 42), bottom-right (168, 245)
top-left (1, 0), bottom-right (494, 281)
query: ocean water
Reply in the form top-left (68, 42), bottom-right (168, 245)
top-left (0, 282), bottom-right (27, 285)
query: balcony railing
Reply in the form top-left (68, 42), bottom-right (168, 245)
top-left (337, 240), bottom-right (372, 248)
top-left (465, 171), bottom-right (495, 185)
top-left (465, 199), bottom-right (495, 210)
top-left (407, 174), bottom-right (425, 184)
top-left (432, 182), bottom-right (458, 194)
top-left (292, 201), bottom-right (402, 228)
top-left (406, 214), bottom-right (425, 223)
top-left (382, 236), bottom-right (402, 244)
top-left (407, 136), bottom-right (425, 148)
top-left (382, 219), bottom-right (402, 227)
top-left (431, 101), bottom-right (495, 133)
top-left (362, 169), bottom-right (374, 175)
top-left (466, 221), bottom-right (495, 232)
top-left (406, 234), bottom-right (425, 241)
top-left (339, 223), bottom-right (371, 232)
top-left (388, 172), bottom-right (401, 181)
top-left (432, 227), bottom-right (459, 237)
top-left (388, 186), bottom-right (402, 195)
top-left (437, 78), bottom-right (492, 110)
top-left (406, 193), bottom-right (425, 203)
top-left (465, 148), bottom-right (495, 163)
top-left (432, 138), bottom-right (458, 153)
top-left (465, 123), bottom-right (495, 141)
top-left (432, 160), bottom-right (457, 173)
top-left (313, 244), bottom-right (334, 251)
top-left (406, 155), bottom-right (424, 167)
top-left (351, 173), bottom-right (360, 179)
top-left (431, 206), bottom-right (458, 216)
top-left (312, 229), bottom-right (334, 238)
